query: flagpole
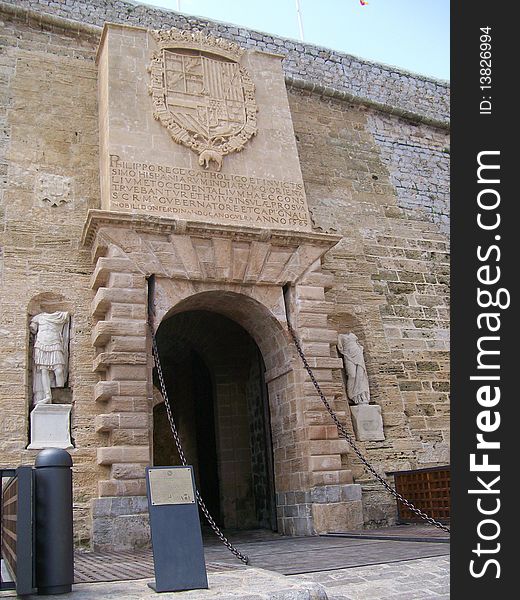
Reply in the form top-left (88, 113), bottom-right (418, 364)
top-left (295, 0), bottom-right (304, 41)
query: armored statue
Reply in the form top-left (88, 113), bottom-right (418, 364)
top-left (30, 311), bottom-right (70, 406)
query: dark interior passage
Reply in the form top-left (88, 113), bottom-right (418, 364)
top-left (153, 350), bottom-right (220, 520)
top-left (153, 310), bottom-right (276, 531)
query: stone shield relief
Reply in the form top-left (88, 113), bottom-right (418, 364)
top-left (149, 29), bottom-right (258, 172)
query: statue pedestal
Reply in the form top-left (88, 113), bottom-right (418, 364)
top-left (350, 404), bottom-right (385, 441)
top-left (28, 403), bottom-right (73, 449)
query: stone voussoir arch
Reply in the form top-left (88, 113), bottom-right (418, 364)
top-left (155, 288), bottom-right (294, 378)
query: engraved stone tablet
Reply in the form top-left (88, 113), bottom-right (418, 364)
top-left (97, 23), bottom-right (312, 232)
top-left (148, 467), bottom-right (196, 505)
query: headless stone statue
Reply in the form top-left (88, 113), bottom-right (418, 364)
top-left (30, 311), bottom-right (70, 406)
top-left (338, 333), bottom-right (385, 441)
top-left (337, 333), bottom-right (370, 405)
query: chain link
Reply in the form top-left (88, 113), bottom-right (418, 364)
top-left (150, 327), bottom-right (250, 565)
top-left (287, 322), bottom-right (450, 535)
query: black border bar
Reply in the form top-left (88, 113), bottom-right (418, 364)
top-left (451, 2), bottom-right (514, 596)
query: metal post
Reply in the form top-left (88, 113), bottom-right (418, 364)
top-left (34, 449), bottom-right (73, 595)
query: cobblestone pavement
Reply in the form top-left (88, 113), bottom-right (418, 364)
top-left (290, 556), bottom-right (450, 600)
top-left (1, 567), bottom-right (328, 600)
top-left (0, 556), bottom-right (450, 599)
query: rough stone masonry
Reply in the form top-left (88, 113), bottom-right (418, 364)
top-left (0, 0), bottom-right (449, 549)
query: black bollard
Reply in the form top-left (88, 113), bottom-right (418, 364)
top-left (34, 449), bottom-right (74, 595)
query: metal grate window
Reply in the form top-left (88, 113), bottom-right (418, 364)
top-left (390, 466), bottom-right (451, 523)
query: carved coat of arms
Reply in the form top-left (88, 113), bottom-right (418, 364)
top-left (149, 29), bottom-right (258, 171)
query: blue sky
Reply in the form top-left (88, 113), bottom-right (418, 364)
top-left (142, 0), bottom-right (450, 81)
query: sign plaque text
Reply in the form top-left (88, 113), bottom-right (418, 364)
top-left (148, 467), bottom-right (196, 506)
top-left (145, 465), bottom-right (208, 592)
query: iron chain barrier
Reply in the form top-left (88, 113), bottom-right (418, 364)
top-left (287, 321), bottom-right (450, 535)
top-left (150, 325), bottom-right (251, 565)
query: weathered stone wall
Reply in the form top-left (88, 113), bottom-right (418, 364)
top-left (3, 0), bottom-right (449, 127)
top-left (288, 88), bottom-right (450, 524)
top-left (0, 0), bottom-right (450, 542)
top-left (366, 113), bottom-right (450, 234)
top-left (0, 8), bottom-right (101, 545)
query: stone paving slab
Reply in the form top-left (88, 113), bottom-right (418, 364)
top-left (289, 556), bottom-right (450, 600)
top-left (2, 568), bottom-right (328, 600)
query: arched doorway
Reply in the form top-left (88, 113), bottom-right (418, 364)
top-left (86, 217), bottom-right (353, 550)
top-left (153, 310), bottom-right (277, 531)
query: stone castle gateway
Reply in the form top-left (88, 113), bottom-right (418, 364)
top-left (0, 0), bottom-right (450, 550)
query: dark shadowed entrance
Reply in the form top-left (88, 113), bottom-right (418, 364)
top-left (153, 310), bottom-right (277, 531)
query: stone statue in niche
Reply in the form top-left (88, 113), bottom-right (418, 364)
top-left (337, 333), bottom-right (370, 405)
top-left (30, 311), bottom-right (70, 407)
top-left (338, 333), bottom-right (385, 442)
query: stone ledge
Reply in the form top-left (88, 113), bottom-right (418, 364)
top-left (97, 445), bottom-right (149, 465)
top-left (92, 320), bottom-right (147, 347)
top-left (94, 380), bottom-right (120, 403)
top-left (94, 412), bottom-right (148, 433)
top-left (93, 351), bottom-right (148, 372)
top-left (82, 211), bottom-right (341, 287)
top-left (92, 287), bottom-right (147, 317)
top-left (82, 210), bottom-right (341, 249)
top-left (91, 256), bottom-right (142, 290)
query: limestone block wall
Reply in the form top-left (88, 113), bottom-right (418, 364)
top-left (0, 1), bottom-right (450, 541)
top-left (366, 113), bottom-right (450, 234)
top-left (288, 88), bottom-right (449, 524)
top-left (0, 9), bottom-right (101, 545)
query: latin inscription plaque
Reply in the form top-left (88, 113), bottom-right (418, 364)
top-left (109, 155), bottom-right (309, 229)
top-left (148, 467), bottom-right (196, 506)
